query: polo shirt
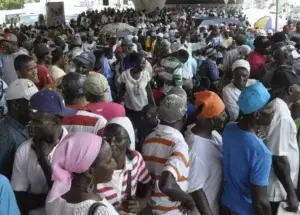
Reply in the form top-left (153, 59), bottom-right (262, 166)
top-left (266, 98), bottom-right (299, 202)
top-left (85, 102), bottom-right (125, 121)
top-left (11, 127), bottom-right (68, 215)
top-left (36, 64), bottom-right (53, 90)
top-left (0, 116), bottom-right (29, 179)
top-left (185, 125), bottom-right (223, 215)
top-left (62, 105), bottom-right (107, 136)
top-left (0, 174), bottom-right (21, 215)
top-left (221, 123), bottom-right (272, 215)
top-left (97, 151), bottom-right (151, 210)
top-left (143, 124), bottom-right (190, 215)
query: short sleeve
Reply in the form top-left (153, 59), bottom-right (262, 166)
top-left (188, 152), bottom-right (207, 193)
top-left (136, 152), bottom-right (151, 184)
top-left (11, 143), bottom-right (30, 191)
top-left (250, 149), bottom-right (272, 186)
top-left (162, 140), bottom-right (189, 181)
top-left (267, 117), bottom-right (292, 156)
top-left (118, 71), bottom-right (126, 84)
top-left (222, 87), bottom-right (239, 121)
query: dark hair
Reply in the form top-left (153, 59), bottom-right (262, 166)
top-left (234, 34), bottom-right (247, 46)
top-left (254, 36), bottom-right (267, 50)
top-left (14, 55), bottom-right (33, 71)
top-left (128, 51), bottom-right (143, 64)
top-left (271, 32), bottom-right (287, 43)
top-left (51, 47), bottom-right (63, 64)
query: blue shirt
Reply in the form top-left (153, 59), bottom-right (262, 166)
top-left (101, 56), bottom-right (113, 83)
top-left (206, 59), bottom-right (220, 81)
top-left (123, 55), bottom-right (132, 70)
top-left (0, 116), bottom-right (29, 179)
top-left (221, 123), bottom-right (272, 215)
top-left (0, 174), bottom-right (21, 215)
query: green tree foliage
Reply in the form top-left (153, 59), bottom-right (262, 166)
top-left (0, 0), bottom-right (40, 10)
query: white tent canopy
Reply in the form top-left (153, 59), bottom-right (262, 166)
top-left (132, 0), bottom-right (166, 11)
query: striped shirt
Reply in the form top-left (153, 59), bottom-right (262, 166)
top-left (143, 124), bottom-right (190, 215)
top-left (97, 151), bottom-right (151, 210)
top-left (62, 105), bottom-right (107, 136)
top-left (161, 57), bottom-right (184, 94)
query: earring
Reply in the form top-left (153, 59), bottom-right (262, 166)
top-left (86, 176), bottom-right (95, 193)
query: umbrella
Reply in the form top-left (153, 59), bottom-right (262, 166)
top-left (254, 16), bottom-right (272, 31)
top-left (100, 23), bottom-right (136, 37)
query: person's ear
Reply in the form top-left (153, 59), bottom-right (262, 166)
top-left (254, 112), bottom-right (260, 120)
top-left (288, 85), bottom-right (294, 96)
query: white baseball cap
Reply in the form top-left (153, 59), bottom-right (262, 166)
top-left (5, 79), bottom-right (39, 101)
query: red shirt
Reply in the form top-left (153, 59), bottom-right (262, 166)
top-left (85, 101), bottom-right (126, 121)
top-left (36, 64), bottom-right (53, 90)
top-left (152, 88), bottom-right (164, 106)
top-left (248, 51), bottom-right (268, 79)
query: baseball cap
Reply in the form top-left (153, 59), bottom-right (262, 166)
top-left (1, 33), bottom-right (17, 43)
top-left (238, 81), bottom-right (271, 114)
top-left (159, 93), bottom-right (187, 124)
top-left (30, 89), bottom-right (77, 116)
top-left (75, 52), bottom-right (96, 67)
top-left (34, 43), bottom-right (51, 57)
top-left (272, 68), bottom-right (300, 89)
top-left (121, 39), bottom-right (134, 46)
top-left (5, 79), bottom-right (38, 101)
top-left (85, 73), bottom-right (109, 96)
top-left (194, 91), bottom-right (225, 119)
top-left (232, 59), bottom-right (250, 73)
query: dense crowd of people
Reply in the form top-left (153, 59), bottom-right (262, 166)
top-left (1, 4), bottom-right (300, 215)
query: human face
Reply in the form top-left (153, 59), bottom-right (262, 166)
top-left (212, 110), bottom-right (227, 130)
top-left (102, 124), bottom-right (130, 161)
top-left (134, 57), bottom-right (146, 71)
top-left (18, 60), bottom-right (39, 84)
top-left (233, 68), bottom-right (250, 90)
top-left (142, 107), bottom-right (158, 128)
top-left (0, 41), bottom-right (16, 53)
top-left (257, 105), bottom-right (274, 126)
top-left (45, 52), bottom-right (52, 65)
top-left (290, 84), bottom-right (300, 104)
top-left (75, 59), bottom-right (92, 75)
top-left (11, 98), bottom-right (31, 124)
top-left (92, 141), bottom-right (116, 183)
top-left (122, 44), bottom-right (134, 55)
top-left (28, 112), bottom-right (62, 143)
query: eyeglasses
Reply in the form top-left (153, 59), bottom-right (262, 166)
top-left (102, 135), bottom-right (129, 144)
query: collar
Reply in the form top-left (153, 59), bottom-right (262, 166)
top-left (4, 115), bottom-right (28, 138)
top-left (66, 104), bottom-right (88, 111)
top-left (48, 126), bottom-right (68, 161)
top-left (155, 124), bottom-right (185, 142)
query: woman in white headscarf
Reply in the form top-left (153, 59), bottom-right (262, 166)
top-left (97, 117), bottom-right (151, 214)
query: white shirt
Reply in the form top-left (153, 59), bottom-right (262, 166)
top-left (222, 80), bottom-right (257, 121)
top-left (185, 125), bottom-right (223, 215)
top-left (46, 197), bottom-right (118, 215)
top-left (143, 124), bottom-right (190, 215)
top-left (82, 41), bottom-right (96, 52)
top-left (145, 60), bottom-right (153, 77)
top-left (50, 65), bottom-right (65, 81)
top-left (266, 98), bottom-right (299, 202)
top-left (118, 69), bottom-right (150, 111)
top-left (11, 127), bottom-right (68, 215)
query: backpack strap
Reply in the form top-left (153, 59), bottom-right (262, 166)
top-left (88, 202), bottom-right (106, 215)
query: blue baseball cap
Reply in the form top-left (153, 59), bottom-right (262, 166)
top-left (238, 81), bottom-right (271, 114)
top-left (75, 51), bottom-right (96, 67)
top-left (30, 89), bottom-right (77, 116)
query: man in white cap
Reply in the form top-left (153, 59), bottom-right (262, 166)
top-left (222, 59), bottom-right (256, 121)
top-left (0, 79), bottom-right (38, 179)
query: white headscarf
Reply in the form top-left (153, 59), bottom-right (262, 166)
top-left (107, 117), bottom-right (135, 151)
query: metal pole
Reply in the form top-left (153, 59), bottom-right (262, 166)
top-left (275, 0), bottom-right (279, 31)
